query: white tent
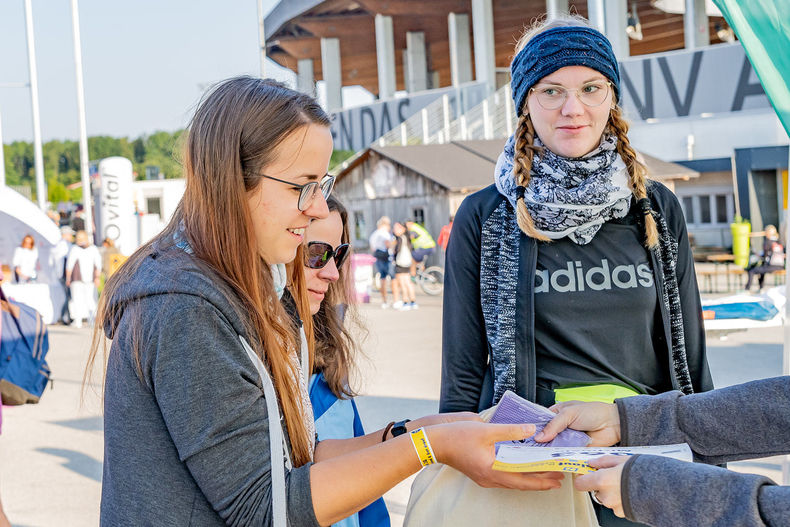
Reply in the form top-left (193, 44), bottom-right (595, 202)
top-left (0, 185), bottom-right (66, 323)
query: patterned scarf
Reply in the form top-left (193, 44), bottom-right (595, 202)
top-left (481, 136), bottom-right (695, 406)
top-left (494, 134), bottom-right (632, 245)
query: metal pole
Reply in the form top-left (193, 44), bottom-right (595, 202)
top-left (257, 0), bottom-right (266, 77)
top-left (24, 0), bottom-right (46, 209)
top-left (71, 0), bottom-right (93, 236)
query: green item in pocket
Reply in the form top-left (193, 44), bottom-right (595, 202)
top-left (554, 384), bottom-right (640, 404)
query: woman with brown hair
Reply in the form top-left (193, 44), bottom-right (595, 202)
top-left (87, 76), bottom-right (562, 526)
top-left (439, 15), bottom-right (713, 526)
top-left (12, 235), bottom-right (38, 283)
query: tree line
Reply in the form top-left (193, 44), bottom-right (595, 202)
top-left (3, 130), bottom-right (355, 204)
top-left (3, 130), bottom-right (185, 204)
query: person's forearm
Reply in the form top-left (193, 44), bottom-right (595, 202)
top-left (315, 418), bottom-right (428, 462)
top-left (622, 455), bottom-right (785, 527)
top-left (619, 377), bottom-right (790, 464)
top-left (311, 430), bottom-right (425, 525)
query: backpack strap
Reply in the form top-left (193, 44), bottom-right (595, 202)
top-left (239, 336), bottom-right (287, 526)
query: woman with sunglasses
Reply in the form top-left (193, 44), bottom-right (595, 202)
top-left (305, 197), bottom-right (486, 527)
top-left (440, 15), bottom-right (713, 526)
top-left (87, 76), bottom-right (562, 526)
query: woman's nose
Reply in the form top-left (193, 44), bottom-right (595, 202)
top-left (318, 259), bottom-right (340, 282)
top-left (560, 91), bottom-right (585, 116)
top-left (304, 192), bottom-right (329, 220)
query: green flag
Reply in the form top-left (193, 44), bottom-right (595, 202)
top-left (713, 0), bottom-right (790, 135)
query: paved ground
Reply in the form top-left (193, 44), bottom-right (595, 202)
top-left (0, 290), bottom-right (787, 526)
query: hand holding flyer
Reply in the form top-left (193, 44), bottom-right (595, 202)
top-left (489, 390), bottom-right (590, 448)
top-left (492, 443), bottom-right (693, 474)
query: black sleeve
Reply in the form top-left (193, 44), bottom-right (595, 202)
top-left (659, 185), bottom-right (714, 393)
top-left (439, 196), bottom-right (491, 413)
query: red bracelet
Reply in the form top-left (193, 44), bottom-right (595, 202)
top-left (382, 421), bottom-right (396, 442)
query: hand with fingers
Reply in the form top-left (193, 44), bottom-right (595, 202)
top-left (431, 421), bottom-right (566, 491)
top-left (534, 401), bottom-right (621, 447)
top-left (573, 455), bottom-right (630, 518)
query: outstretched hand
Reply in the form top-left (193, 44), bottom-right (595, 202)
top-left (534, 401), bottom-right (621, 447)
top-left (573, 455), bottom-right (629, 518)
top-left (430, 421), bottom-right (565, 491)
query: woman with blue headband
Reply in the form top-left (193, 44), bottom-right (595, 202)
top-left (440, 15), bottom-right (714, 526)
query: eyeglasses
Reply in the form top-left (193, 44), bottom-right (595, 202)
top-left (529, 81), bottom-right (612, 110)
top-left (305, 241), bottom-right (350, 270)
top-left (261, 173), bottom-right (335, 211)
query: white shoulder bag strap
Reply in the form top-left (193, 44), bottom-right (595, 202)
top-left (239, 336), bottom-right (287, 526)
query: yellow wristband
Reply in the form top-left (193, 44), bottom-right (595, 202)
top-left (409, 427), bottom-right (437, 467)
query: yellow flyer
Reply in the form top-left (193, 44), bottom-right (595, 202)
top-left (492, 444), bottom-right (693, 473)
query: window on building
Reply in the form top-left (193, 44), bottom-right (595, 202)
top-left (354, 211), bottom-right (366, 243)
top-left (715, 195), bottom-right (728, 223)
top-left (679, 192), bottom-right (734, 227)
top-left (146, 197), bottom-right (162, 217)
top-left (682, 196), bottom-right (695, 224)
top-left (699, 196), bottom-right (711, 224)
top-left (412, 208), bottom-right (425, 225)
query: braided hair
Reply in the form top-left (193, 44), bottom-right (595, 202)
top-left (511, 15), bottom-right (658, 249)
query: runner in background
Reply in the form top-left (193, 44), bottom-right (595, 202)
top-left (437, 215), bottom-right (454, 251)
top-left (406, 220), bottom-right (436, 276)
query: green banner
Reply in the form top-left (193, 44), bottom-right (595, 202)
top-left (713, 0), bottom-right (790, 135)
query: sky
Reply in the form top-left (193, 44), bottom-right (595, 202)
top-left (0, 0), bottom-right (373, 144)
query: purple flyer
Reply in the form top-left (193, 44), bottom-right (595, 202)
top-left (490, 390), bottom-right (590, 449)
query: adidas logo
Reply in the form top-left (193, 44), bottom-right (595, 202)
top-left (535, 259), bottom-right (654, 293)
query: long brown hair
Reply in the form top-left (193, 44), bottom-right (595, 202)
top-left (311, 195), bottom-right (363, 399)
top-left (511, 15), bottom-right (658, 248)
top-left (84, 76), bottom-right (330, 467)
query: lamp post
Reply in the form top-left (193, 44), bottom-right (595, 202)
top-left (24, 0), bottom-right (46, 209)
top-left (71, 0), bottom-right (93, 236)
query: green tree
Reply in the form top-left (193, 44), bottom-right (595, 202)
top-left (47, 177), bottom-right (69, 204)
top-left (132, 137), bottom-right (146, 164)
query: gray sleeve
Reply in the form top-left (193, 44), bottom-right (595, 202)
top-left (617, 377), bottom-right (790, 465)
top-left (622, 455), bottom-right (788, 527)
top-left (145, 298), bottom-right (319, 527)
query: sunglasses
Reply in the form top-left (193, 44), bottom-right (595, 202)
top-left (305, 241), bottom-right (350, 270)
top-left (261, 173), bottom-right (335, 211)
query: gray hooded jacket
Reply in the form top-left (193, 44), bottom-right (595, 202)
top-left (100, 241), bottom-right (319, 526)
top-left (618, 376), bottom-right (790, 526)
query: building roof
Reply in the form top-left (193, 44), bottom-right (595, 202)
top-left (264, 0), bottom-right (729, 96)
top-left (338, 139), bottom-right (699, 192)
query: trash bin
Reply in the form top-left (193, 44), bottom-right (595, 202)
top-left (730, 218), bottom-right (751, 268)
top-left (351, 253), bottom-right (376, 303)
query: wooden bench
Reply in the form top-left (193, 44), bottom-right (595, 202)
top-left (697, 268), bottom-right (745, 294)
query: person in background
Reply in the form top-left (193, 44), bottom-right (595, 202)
top-left (46, 210), bottom-right (61, 225)
top-left (537, 376), bottom-right (790, 527)
top-left (12, 235), bottom-right (38, 283)
top-left (745, 224), bottom-right (785, 292)
top-left (368, 216), bottom-right (397, 309)
top-left (65, 230), bottom-right (102, 328)
top-left (70, 204), bottom-right (86, 233)
top-left (405, 220), bottom-right (436, 276)
top-left (51, 227), bottom-right (76, 324)
top-left (52, 227), bottom-right (76, 277)
top-left (392, 222), bottom-right (417, 310)
top-left (100, 238), bottom-right (122, 278)
top-left (437, 215), bottom-right (454, 251)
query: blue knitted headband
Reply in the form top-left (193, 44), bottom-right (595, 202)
top-left (510, 26), bottom-right (620, 117)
